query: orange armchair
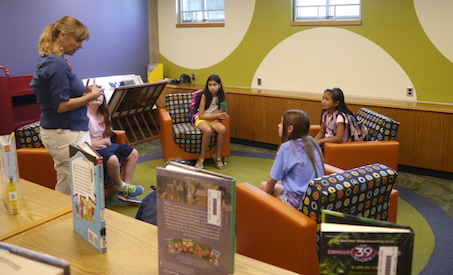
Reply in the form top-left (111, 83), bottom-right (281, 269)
top-left (309, 107), bottom-right (401, 171)
top-left (16, 130), bottom-right (127, 197)
top-left (158, 93), bottom-right (230, 162)
top-left (236, 164), bottom-right (399, 275)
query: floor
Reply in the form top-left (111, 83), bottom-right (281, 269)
top-left (132, 138), bottom-right (453, 219)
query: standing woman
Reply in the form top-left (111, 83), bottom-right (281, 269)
top-left (31, 16), bottom-right (102, 194)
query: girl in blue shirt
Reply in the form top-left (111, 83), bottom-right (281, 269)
top-left (261, 109), bottom-right (324, 210)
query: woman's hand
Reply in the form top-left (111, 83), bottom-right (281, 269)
top-left (84, 78), bottom-right (92, 94)
top-left (57, 79), bottom-right (103, 113)
top-left (85, 79), bottom-right (104, 101)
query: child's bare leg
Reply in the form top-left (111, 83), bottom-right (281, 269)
top-left (197, 121), bottom-right (213, 161)
top-left (106, 156), bottom-right (123, 187)
top-left (212, 122), bottom-right (226, 157)
top-left (122, 149), bottom-right (138, 184)
top-left (260, 181), bottom-right (284, 197)
top-left (259, 181), bottom-right (267, 191)
top-left (273, 184), bottom-right (284, 197)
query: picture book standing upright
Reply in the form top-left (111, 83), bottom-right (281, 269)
top-left (319, 210), bottom-right (414, 275)
top-left (0, 132), bottom-right (20, 215)
top-left (156, 162), bottom-right (236, 275)
top-left (69, 143), bottom-right (107, 253)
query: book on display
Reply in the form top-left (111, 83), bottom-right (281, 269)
top-left (69, 143), bottom-right (107, 253)
top-left (156, 161), bottom-right (236, 275)
top-left (0, 132), bottom-right (20, 214)
top-left (319, 210), bottom-right (414, 275)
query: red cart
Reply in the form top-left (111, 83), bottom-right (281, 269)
top-left (0, 66), bottom-right (40, 135)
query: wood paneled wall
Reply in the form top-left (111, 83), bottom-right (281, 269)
top-left (162, 84), bottom-right (453, 173)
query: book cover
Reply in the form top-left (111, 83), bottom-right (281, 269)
top-left (319, 210), bottom-right (414, 275)
top-left (0, 132), bottom-right (21, 214)
top-left (156, 162), bottom-right (236, 275)
top-left (69, 143), bottom-right (107, 253)
top-left (0, 242), bottom-right (70, 275)
top-left (82, 74), bottom-right (143, 103)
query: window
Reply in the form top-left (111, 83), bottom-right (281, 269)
top-left (177, 0), bottom-right (225, 27)
top-left (292, 0), bottom-right (361, 26)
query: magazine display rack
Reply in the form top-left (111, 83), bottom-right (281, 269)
top-left (108, 81), bottom-right (167, 145)
top-left (0, 66), bottom-right (40, 135)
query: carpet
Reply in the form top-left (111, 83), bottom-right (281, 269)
top-left (106, 152), bottom-right (452, 274)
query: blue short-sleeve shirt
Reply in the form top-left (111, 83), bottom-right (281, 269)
top-left (30, 53), bottom-right (88, 130)
top-left (270, 138), bottom-right (324, 195)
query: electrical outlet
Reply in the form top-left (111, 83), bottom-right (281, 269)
top-left (406, 86), bottom-right (414, 97)
top-left (192, 73), bottom-right (196, 81)
top-left (257, 77), bottom-right (262, 86)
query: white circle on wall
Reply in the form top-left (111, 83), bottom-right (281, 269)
top-left (158, 0), bottom-right (255, 69)
top-left (414, 0), bottom-right (453, 63)
top-left (253, 27), bottom-right (416, 101)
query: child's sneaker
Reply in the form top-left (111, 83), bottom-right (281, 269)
top-left (118, 184), bottom-right (144, 197)
top-left (116, 193), bottom-right (142, 204)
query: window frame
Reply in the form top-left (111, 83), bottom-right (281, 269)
top-left (176, 0), bottom-right (225, 28)
top-left (291, 0), bottom-right (362, 26)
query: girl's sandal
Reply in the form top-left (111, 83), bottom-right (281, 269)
top-left (195, 158), bottom-right (204, 169)
top-left (212, 154), bottom-right (224, 170)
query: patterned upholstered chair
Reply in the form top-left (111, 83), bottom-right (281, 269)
top-left (301, 164), bottom-right (398, 241)
top-left (310, 108), bottom-right (400, 170)
top-left (357, 108), bottom-right (400, 141)
top-left (15, 120), bottom-right (42, 148)
top-left (15, 121), bottom-right (126, 197)
top-left (158, 93), bottom-right (230, 162)
top-left (236, 164), bottom-right (399, 275)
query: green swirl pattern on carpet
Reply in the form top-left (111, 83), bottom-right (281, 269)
top-left (106, 156), bottom-right (434, 274)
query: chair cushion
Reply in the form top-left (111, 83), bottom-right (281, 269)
top-left (356, 108), bottom-right (400, 141)
top-left (166, 93), bottom-right (191, 124)
top-left (15, 121), bottom-right (43, 148)
top-left (172, 122), bottom-right (217, 153)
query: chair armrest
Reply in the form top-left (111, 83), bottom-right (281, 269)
top-left (113, 130), bottom-right (126, 144)
top-left (158, 108), bottom-right (175, 160)
top-left (309, 125), bottom-right (321, 138)
top-left (388, 188), bottom-right (399, 223)
top-left (236, 182), bottom-right (319, 275)
top-left (220, 115), bottom-right (231, 157)
top-left (17, 148), bottom-right (56, 190)
top-left (324, 141), bottom-right (400, 171)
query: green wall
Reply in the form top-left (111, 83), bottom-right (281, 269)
top-left (159, 0), bottom-right (453, 104)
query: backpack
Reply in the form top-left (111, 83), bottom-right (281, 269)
top-left (135, 186), bottom-right (157, 226)
top-left (327, 112), bottom-right (368, 142)
top-left (346, 113), bottom-right (368, 141)
top-left (188, 90), bottom-right (203, 124)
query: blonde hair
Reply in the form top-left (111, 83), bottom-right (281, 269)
top-left (38, 16), bottom-right (89, 55)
